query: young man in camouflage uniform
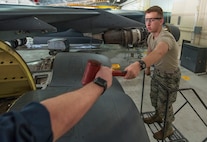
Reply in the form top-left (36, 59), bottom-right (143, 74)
top-left (124, 6), bottom-right (181, 140)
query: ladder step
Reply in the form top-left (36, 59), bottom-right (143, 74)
top-left (142, 111), bottom-right (188, 142)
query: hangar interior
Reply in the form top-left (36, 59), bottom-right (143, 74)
top-left (0, 0), bottom-right (207, 142)
top-left (120, 1), bottom-right (207, 141)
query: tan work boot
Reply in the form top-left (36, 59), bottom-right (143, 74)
top-left (143, 114), bottom-right (163, 124)
top-left (153, 124), bottom-right (174, 140)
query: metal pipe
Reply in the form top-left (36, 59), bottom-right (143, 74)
top-left (102, 24), bottom-right (180, 46)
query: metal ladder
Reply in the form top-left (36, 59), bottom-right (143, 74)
top-left (140, 72), bottom-right (207, 142)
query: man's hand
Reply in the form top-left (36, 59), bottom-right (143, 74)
top-left (124, 61), bottom-right (141, 79)
top-left (145, 67), bottom-right (151, 76)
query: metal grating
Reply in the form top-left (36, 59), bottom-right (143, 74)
top-left (142, 111), bottom-right (188, 142)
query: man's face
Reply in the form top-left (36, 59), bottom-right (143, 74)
top-left (145, 12), bottom-right (163, 33)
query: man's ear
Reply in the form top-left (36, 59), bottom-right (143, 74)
top-left (160, 18), bottom-right (164, 25)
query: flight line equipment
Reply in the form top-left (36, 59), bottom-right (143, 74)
top-left (81, 60), bottom-right (127, 86)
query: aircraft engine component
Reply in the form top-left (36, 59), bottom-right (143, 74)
top-left (102, 24), bottom-right (180, 46)
top-left (5, 38), bottom-right (27, 48)
top-left (164, 23), bottom-right (180, 41)
top-left (0, 41), bottom-right (36, 98)
top-left (103, 27), bottom-right (148, 46)
top-left (48, 38), bottom-right (70, 55)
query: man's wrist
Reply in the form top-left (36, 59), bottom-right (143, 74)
top-left (138, 60), bottom-right (146, 70)
top-left (93, 77), bottom-right (107, 95)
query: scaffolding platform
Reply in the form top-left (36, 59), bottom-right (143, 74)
top-left (140, 72), bottom-right (207, 142)
top-left (142, 111), bottom-right (188, 142)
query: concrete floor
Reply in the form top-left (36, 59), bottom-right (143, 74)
top-left (110, 52), bottom-right (207, 142)
top-left (17, 47), bottom-right (207, 142)
top-left (116, 68), bottom-right (207, 142)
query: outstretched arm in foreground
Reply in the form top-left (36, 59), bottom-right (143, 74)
top-left (41, 66), bottom-right (112, 141)
top-left (124, 42), bottom-right (168, 79)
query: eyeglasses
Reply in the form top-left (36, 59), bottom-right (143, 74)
top-left (145, 18), bottom-right (162, 23)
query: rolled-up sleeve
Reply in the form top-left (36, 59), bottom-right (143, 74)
top-left (0, 102), bottom-right (53, 142)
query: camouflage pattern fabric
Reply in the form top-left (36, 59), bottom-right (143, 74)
top-left (150, 68), bottom-right (181, 124)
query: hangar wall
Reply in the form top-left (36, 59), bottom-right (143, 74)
top-left (123, 0), bottom-right (207, 46)
top-left (121, 0), bottom-right (173, 12)
top-left (126, 0), bottom-right (207, 72)
top-left (170, 0), bottom-right (207, 72)
top-left (170, 0), bottom-right (207, 46)
top-left (149, 0), bottom-right (207, 72)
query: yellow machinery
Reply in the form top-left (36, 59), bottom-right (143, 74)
top-left (0, 41), bottom-right (36, 98)
top-left (67, 2), bottom-right (120, 10)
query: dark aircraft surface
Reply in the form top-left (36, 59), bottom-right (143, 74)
top-left (0, 4), bottom-right (144, 41)
top-left (0, 4), bottom-right (149, 49)
top-left (32, 29), bottom-right (102, 45)
top-left (0, 4), bottom-right (151, 142)
top-left (30, 8), bottom-right (172, 50)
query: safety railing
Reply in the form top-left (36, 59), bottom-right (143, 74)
top-left (140, 72), bottom-right (207, 142)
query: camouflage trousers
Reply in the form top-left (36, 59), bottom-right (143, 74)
top-left (150, 68), bottom-right (181, 123)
